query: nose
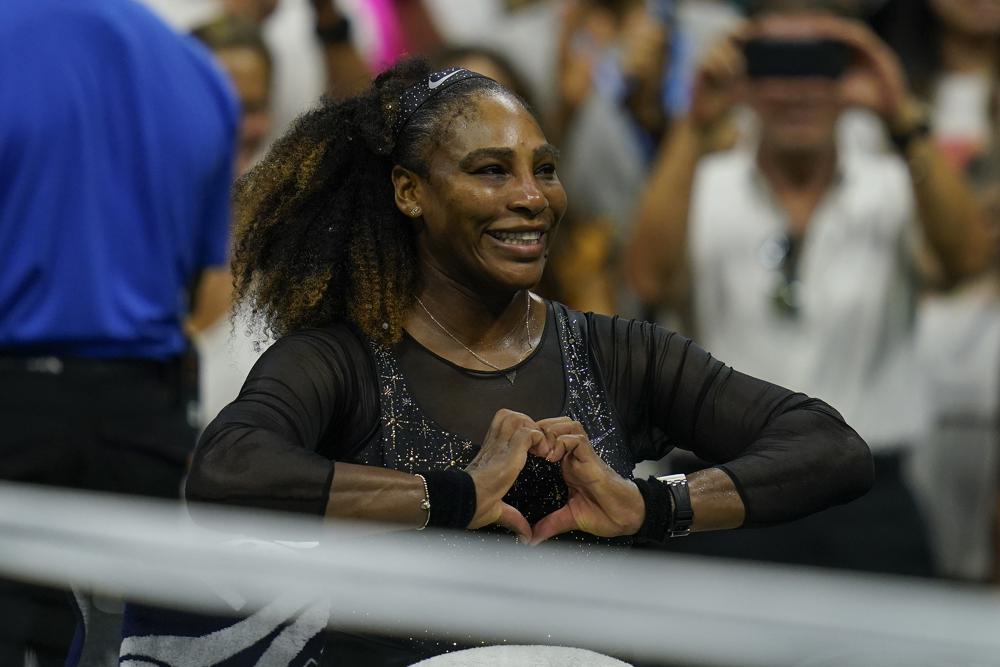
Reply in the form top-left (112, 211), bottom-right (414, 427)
top-left (509, 174), bottom-right (548, 219)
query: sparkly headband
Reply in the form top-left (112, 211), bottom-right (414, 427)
top-left (394, 67), bottom-right (491, 137)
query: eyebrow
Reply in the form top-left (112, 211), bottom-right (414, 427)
top-left (457, 144), bottom-right (561, 170)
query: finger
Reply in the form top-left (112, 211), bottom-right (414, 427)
top-left (545, 433), bottom-right (585, 463)
top-left (498, 502), bottom-right (533, 542)
top-left (536, 416), bottom-right (574, 430)
top-left (537, 417), bottom-right (586, 438)
top-left (529, 505), bottom-right (578, 545)
top-left (483, 408), bottom-right (514, 444)
top-left (512, 425), bottom-right (546, 457)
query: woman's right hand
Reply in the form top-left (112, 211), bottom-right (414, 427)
top-left (464, 409), bottom-right (548, 541)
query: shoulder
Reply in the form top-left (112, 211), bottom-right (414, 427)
top-left (253, 322), bottom-right (372, 380)
top-left (549, 301), bottom-right (676, 350)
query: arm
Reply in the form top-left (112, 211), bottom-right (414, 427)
top-left (627, 119), bottom-right (712, 308)
top-left (893, 100), bottom-right (991, 282)
top-left (310, 0), bottom-right (371, 99)
top-left (593, 315), bottom-right (874, 530)
top-left (186, 328), bottom-right (543, 537)
top-left (626, 29), bottom-right (745, 309)
top-left (831, 19), bottom-right (991, 284)
top-left (185, 266), bottom-right (233, 336)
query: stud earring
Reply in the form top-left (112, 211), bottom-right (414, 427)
top-left (410, 207), bottom-right (421, 216)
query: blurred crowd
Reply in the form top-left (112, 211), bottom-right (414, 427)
top-left (148, 0), bottom-right (1000, 585)
top-left (2, 0), bottom-right (999, 662)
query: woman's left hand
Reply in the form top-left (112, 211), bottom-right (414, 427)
top-left (529, 417), bottom-right (645, 545)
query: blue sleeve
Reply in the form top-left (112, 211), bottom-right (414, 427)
top-left (196, 60), bottom-right (239, 270)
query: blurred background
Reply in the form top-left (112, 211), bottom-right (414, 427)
top-left (1, 0), bottom-right (999, 665)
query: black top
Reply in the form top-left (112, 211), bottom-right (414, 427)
top-left (187, 302), bottom-right (873, 528)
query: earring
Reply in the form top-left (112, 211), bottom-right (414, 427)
top-left (410, 207), bottom-right (421, 216)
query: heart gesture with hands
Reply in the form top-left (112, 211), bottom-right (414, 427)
top-left (463, 409), bottom-right (547, 542)
top-left (463, 410), bottom-right (645, 546)
top-left (529, 417), bottom-right (645, 545)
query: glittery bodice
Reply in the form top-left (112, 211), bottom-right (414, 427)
top-left (357, 303), bottom-right (634, 547)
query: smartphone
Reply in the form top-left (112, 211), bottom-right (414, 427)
top-left (743, 38), bottom-right (849, 79)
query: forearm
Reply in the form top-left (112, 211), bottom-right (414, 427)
top-left (186, 267), bottom-right (233, 336)
top-left (627, 119), bottom-right (706, 305)
top-left (312, 0), bottom-right (370, 98)
top-left (896, 104), bottom-right (991, 283)
top-left (688, 467), bottom-right (745, 532)
top-left (325, 462), bottom-right (427, 529)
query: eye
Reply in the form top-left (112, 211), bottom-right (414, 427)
top-left (535, 163), bottom-right (557, 178)
top-left (475, 164), bottom-right (507, 176)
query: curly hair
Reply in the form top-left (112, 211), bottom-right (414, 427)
top-left (231, 58), bottom-right (516, 346)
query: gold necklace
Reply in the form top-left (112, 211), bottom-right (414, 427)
top-left (414, 294), bottom-right (532, 384)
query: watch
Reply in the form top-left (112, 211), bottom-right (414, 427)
top-left (657, 474), bottom-right (694, 537)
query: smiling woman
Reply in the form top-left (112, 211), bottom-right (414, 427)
top-left (160, 58), bottom-right (875, 665)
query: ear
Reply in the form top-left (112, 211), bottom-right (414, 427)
top-left (392, 165), bottom-right (424, 220)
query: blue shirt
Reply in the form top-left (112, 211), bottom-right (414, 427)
top-left (0, 0), bottom-right (238, 359)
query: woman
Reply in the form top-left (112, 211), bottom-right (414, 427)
top-left (182, 59), bottom-right (872, 663)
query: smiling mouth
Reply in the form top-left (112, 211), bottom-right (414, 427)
top-left (486, 230), bottom-right (545, 246)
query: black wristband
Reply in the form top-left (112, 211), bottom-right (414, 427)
top-left (632, 476), bottom-right (674, 544)
top-left (315, 16), bottom-right (352, 44)
top-left (889, 116), bottom-right (931, 154)
top-left (418, 469), bottom-right (477, 530)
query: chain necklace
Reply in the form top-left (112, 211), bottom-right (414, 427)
top-left (414, 294), bottom-right (532, 384)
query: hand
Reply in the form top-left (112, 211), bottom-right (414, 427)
top-left (464, 409), bottom-right (547, 541)
top-left (619, 6), bottom-right (669, 91)
top-left (556, 0), bottom-right (601, 116)
top-left (529, 418), bottom-right (645, 545)
top-left (689, 25), bottom-right (752, 133)
top-left (817, 17), bottom-right (917, 132)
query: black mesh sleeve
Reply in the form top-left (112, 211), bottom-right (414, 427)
top-left (185, 326), bottom-right (379, 515)
top-left (587, 313), bottom-right (874, 526)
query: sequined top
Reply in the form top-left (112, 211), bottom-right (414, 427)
top-left (357, 301), bottom-right (633, 545)
top-left (189, 301), bottom-right (871, 530)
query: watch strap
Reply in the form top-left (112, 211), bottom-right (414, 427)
top-left (657, 473), bottom-right (693, 538)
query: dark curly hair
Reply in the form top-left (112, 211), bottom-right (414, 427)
top-left (231, 58), bottom-right (518, 346)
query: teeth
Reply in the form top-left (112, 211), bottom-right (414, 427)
top-left (490, 230), bottom-right (543, 245)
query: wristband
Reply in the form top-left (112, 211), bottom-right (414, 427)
top-left (889, 115), bottom-right (931, 154)
top-left (315, 16), bottom-right (352, 44)
top-left (633, 474), bottom-right (693, 543)
top-left (415, 469), bottom-right (477, 530)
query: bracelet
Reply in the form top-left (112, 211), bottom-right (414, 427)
top-left (414, 469), bottom-right (477, 530)
top-left (414, 473), bottom-right (431, 531)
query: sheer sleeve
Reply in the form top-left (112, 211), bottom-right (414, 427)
top-left (587, 313), bottom-right (874, 527)
top-left (185, 326), bottom-right (380, 516)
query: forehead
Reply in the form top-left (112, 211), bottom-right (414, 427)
top-left (431, 92), bottom-right (546, 160)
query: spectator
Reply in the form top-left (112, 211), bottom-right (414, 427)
top-left (872, 0), bottom-right (1000, 582)
top-left (0, 0), bottom-right (238, 663)
top-left (627, 0), bottom-right (990, 576)
top-left (193, 16), bottom-right (274, 176)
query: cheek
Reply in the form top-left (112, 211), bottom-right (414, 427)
top-left (547, 183), bottom-right (569, 219)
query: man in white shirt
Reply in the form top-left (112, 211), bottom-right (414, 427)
top-left (628, 1), bottom-right (990, 575)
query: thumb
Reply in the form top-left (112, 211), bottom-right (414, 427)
top-left (498, 502), bottom-right (533, 543)
top-left (529, 504), bottom-right (578, 546)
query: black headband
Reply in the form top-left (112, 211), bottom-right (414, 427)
top-left (394, 67), bottom-right (491, 138)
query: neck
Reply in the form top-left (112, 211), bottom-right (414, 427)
top-left (757, 141), bottom-right (837, 194)
top-left (414, 261), bottom-right (529, 347)
top-left (939, 26), bottom-right (999, 75)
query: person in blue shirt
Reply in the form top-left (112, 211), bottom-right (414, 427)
top-left (0, 0), bottom-right (238, 663)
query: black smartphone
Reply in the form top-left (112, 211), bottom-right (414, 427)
top-left (743, 38), bottom-right (850, 79)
